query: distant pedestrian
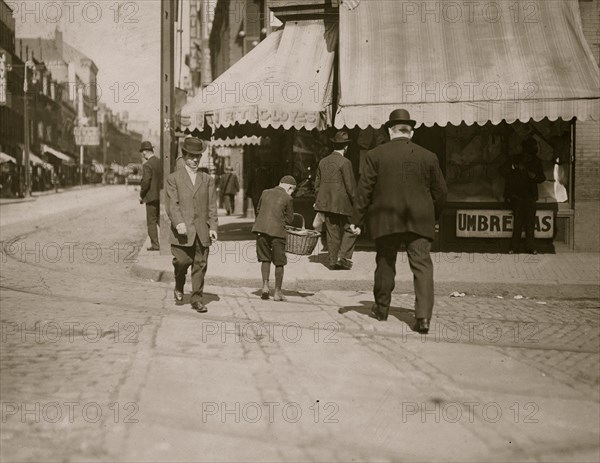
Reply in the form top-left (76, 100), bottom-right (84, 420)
top-left (314, 130), bottom-right (357, 270)
top-left (349, 109), bottom-right (447, 334)
top-left (139, 141), bottom-right (162, 251)
top-left (246, 164), bottom-right (270, 214)
top-left (504, 137), bottom-right (546, 255)
top-left (252, 175), bottom-right (296, 302)
top-left (166, 137), bottom-right (218, 313)
top-left (220, 167), bottom-right (240, 215)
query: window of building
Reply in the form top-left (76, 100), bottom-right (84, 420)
top-left (445, 119), bottom-right (571, 204)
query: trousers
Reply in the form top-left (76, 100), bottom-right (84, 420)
top-left (374, 232), bottom-right (434, 320)
top-left (511, 198), bottom-right (536, 252)
top-left (171, 236), bottom-right (209, 304)
top-left (324, 213), bottom-right (357, 265)
top-left (145, 200), bottom-right (160, 248)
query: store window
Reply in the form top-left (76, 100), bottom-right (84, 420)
top-left (445, 119), bottom-right (571, 204)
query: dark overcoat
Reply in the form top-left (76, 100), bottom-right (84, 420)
top-left (351, 138), bottom-right (447, 240)
top-left (140, 156), bottom-right (162, 203)
top-left (314, 151), bottom-right (356, 217)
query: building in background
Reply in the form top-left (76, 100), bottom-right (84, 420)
top-left (0, 0), bottom-right (25, 197)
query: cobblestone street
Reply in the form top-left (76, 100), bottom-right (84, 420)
top-left (1, 186), bottom-right (599, 462)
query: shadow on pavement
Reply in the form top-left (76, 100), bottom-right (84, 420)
top-left (249, 289), bottom-right (315, 299)
top-left (339, 301), bottom-right (418, 331)
top-left (175, 292), bottom-right (221, 306)
top-left (217, 221), bottom-right (255, 241)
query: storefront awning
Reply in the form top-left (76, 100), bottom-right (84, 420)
top-left (336, 0), bottom-right (600, 128)
top-left (42, 144), bottom-right (74, 163)
top-left (91, 161), bottom-right (104, 174)
top-left (0, 152), bottom-right (17, 164)
top-left (29, 153), bottom-right (53, 170)
top-left (180, 19), bottom-right (337, 132)
top-left (211, 136), bottom-right (262, 147)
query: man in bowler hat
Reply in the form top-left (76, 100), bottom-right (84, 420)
top-left (349, 109), bottom-right (447, 334)
top-left (166, 137), bottom-right (218, 313)
top-left (314, 130), bottom-right (357, 269)
top-left (139, 141), bottom-right (162, 251)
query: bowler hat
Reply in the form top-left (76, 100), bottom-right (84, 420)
top-left (139, 141), bottom-right (154, 152)
top-left (181, 137), bottom-right (209, 156)
top-left (330, 130), bottom-right (350, 146)
top-left (280, 175), bottom-right (297, 186)
top-left (384, 109), bottom-right (416, 128)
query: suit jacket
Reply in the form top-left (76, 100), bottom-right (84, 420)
top-left (140, 156), bottom-right (162, 203)
top-left (166, 168), bottom-right (218, 247)
top-left (351, 138), bottom-right (447, 240)
top-left (314, 151), bottom-right (356, 216)
top-left (251, 186), bottom-right (294, 238)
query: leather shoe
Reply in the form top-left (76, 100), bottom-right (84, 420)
top-left (415, 318), bottom-right (430, 334)
top-left (335, 258), bottom-right (353, 270)
top-left (173, 288), bottom-right (183, 302)
top-left (191, 301), bottom-right (207, 313)
top-left (147, 246), bottom-right (160, 251)
top-left (370, 304), bottom-right (389, 321)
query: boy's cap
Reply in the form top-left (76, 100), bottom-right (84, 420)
top-left (280, 175), bottom-right (297, 186)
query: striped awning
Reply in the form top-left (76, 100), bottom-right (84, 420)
top-left (180, 19), bottom-right (337, 132)
top-left (335, 0), bottom-right (600, 128)
top-left (91, 161), bottom-right (104, 174)
top-left (29, 153), bottom-right (54, 170)
top-left (42, 144), bottom-right (74, 163)
top-left (0, 152), bottom-right (17, 164)
top-left (211, 136), bottom-right (262, 147)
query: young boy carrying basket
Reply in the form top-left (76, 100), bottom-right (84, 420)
top-left (251, 176), bottom-right (297, 301)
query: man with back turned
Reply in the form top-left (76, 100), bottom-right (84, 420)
top-left (349, 109), bottom-right (447, 334)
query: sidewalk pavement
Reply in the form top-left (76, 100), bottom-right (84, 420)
top-left (133, 213), bottom-right (600, 300)
top-left (0, 183), bottom-right (106, 206)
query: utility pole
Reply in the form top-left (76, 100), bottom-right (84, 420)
top-left (159, 0), bottom-right (176, 254)
top-left (23, 59), bottom-right (35, 198)
top-left (98, 107), bottom-right (107, 184)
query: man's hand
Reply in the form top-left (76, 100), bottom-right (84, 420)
top-left (176, 223), bottom-right (187, 235)
top-left (348, 224), bottom-right (361, 236)
top-left (139, 197), bottom-right (144, 204)
top-left (527, 171), bottom-right (536, 179)
top-left (209, 230), bottom-right (218, 241)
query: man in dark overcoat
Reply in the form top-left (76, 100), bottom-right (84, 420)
top-left (503, 137), bottom-right (546, 254)
top-left (139, 141), bottom-right (162, 251)
top-left (166, 137), bottom-right (218, 313)
top-left (314, 130), bottom-right (357, 270)
top-left (349, 109), bottom-right (447, 334)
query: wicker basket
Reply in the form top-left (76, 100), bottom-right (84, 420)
top-left (285, 213), bottom-right (321, 256)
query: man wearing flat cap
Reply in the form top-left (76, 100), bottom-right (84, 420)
top-left (349, 109), bottom-right (447, 334)
top-left (139, 141), bottom-right (162, 251)
top-left (314, 130), bottom-right (357, 270)
top-left (166, 137), bottom-right (218, 313)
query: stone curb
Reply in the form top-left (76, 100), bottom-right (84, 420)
top-left (130, 262), bottom-right (599, 300)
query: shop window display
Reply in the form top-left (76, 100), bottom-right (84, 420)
top-left (445, 119), bottom-right (571, 204)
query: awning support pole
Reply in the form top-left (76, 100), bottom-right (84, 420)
top-left (159, 0), bottom-right (176, 255)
